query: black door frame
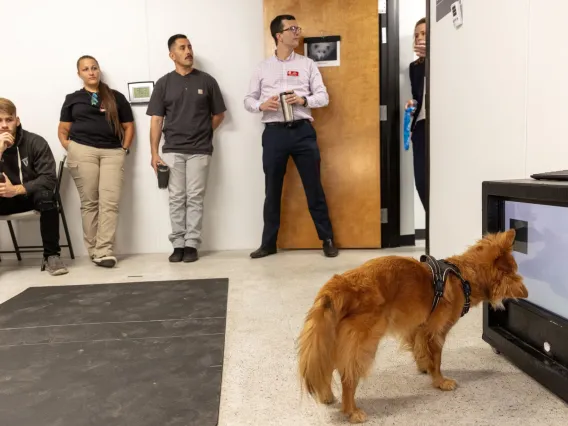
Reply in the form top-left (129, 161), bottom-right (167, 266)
top-left (379, 0), bottom-right (401, 248)
top-left (425, 0), bottom-right (431, 255)
top-left (379, 0), bottom-right (429, 250)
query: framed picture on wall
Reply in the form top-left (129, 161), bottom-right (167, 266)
top-left (304, 35), bottom-right (341, 67)
top-left (127, 81), bottom-right (154, 104)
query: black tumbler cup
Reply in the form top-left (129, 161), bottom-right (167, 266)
top-left (157, 163), bottom-right (170, 189)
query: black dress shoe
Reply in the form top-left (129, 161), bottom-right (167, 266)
top-left (169, 248), bottom-right (184, 262)
top-left (250, 246), bottom-right (277, 259)
top-left (323, 239), bottom-right (339, 257)
top-left (183, 247), bottom-right (198, 263)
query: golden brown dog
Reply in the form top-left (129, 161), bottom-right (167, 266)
top-left (297, 229), bottom-right (528, 423)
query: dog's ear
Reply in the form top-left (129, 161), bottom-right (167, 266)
top-left (495, 250), bottom-right (516, 273)
top-left (494, 229), bottom-right (517, 273)
top-left (498, 229), bottom-right (516, 249)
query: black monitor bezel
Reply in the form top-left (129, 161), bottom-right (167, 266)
top-left (482, 179), bottom-right (568, 403)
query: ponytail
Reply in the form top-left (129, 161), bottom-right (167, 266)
top-left (98, 80), bottom-right (123, 139)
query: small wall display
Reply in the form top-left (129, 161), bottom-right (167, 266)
top-left (128, 81), bottom-right (154, 104)
top-left (436, 0), bottom-right (460, 22)
top-left (304, 35), bottom-right (341, 67)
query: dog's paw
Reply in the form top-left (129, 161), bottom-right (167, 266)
top-left (321, 394), bottom-right (336, 405)
top-left (348, 409), bottom-right (367, 424)
top-left (434, 377), bottom-right (457, 391)
top-left (415, 358), bottom-right (431, 374)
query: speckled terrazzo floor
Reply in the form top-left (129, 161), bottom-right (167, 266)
top-left (0, 245), bottom-right (566, 425)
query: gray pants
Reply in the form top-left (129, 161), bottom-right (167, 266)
top-left (162, 152), bottom-right (211, 249)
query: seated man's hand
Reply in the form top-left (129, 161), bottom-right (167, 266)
top-left (0, 133), bottom-right (15, 153)
top-left (0, 174), bottom-right (22, 198)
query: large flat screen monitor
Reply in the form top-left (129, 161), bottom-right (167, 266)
top-left (482, 179), bottom-right (568, 404)
top-left (504, 200), bottom-right (568, 321)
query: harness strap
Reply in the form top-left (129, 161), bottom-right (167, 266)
top-left (420, 255), bottom-right (472, 317)
top-left (421, 254), bottom-right (444, 313)
top-left (444, 260), bottom-right (472, 316)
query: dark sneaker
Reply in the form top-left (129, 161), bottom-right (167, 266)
top-left (42, 255), bottom-right (69, 276)
top-left (93, 255), bottom-right (117, 268)
top-left (250, 246), bottom-right (277, 259)
top-left (183, 247), bottom-right (198, 263)
top-left (323, 239), bottom-right (339, 258)
top-left (169, 248), bottom-right (184, 263)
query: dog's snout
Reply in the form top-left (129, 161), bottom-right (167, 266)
top-left (521, 285), bottom-right (529, 298)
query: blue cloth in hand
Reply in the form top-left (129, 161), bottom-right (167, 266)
top-left (403, 106), bottom-right (416, 151)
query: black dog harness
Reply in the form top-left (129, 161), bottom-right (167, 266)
top-left (420, 255), bottom-right (472, 317)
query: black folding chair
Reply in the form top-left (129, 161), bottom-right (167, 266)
top-left (0, 155), bottom-right (75, 266)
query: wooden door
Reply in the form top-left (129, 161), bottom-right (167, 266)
top-left (263, 0), bottom-right (381, 249)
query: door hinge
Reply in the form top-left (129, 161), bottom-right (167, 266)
top-left (381, 208), bottom-right (388, 224)
top-left (380, 105), bottom-right (387, 121)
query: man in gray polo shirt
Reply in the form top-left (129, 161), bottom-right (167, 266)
top-left (147, 34), bottom-right (226, 263)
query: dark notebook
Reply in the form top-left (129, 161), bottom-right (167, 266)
top-left (531, 170), bottom-right (568, 181)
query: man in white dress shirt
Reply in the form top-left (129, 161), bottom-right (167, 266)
top-left (244, 14), bottom-right (338, 259)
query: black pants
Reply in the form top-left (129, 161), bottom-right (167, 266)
top-left (412, 120), bottom-right (427, 210)
top-left (0, 190), bottom-right (61, 258)
top-left (261, 120), bottom-right (333, 248)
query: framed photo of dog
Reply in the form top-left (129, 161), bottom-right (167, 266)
top-left (304, 35), bottom-right (341, 67)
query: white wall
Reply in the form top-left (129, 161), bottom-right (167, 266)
top-left (0, 0), bottom-right (265, 256)
top-left (525, 2), bottom-right (568, 175)
top-left (429, 0), bottom-right (547, 256)
top-left (399, 0), bottom-right (427, 235)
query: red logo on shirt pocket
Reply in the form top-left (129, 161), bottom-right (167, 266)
top-left (287, 71), bottom-right (299, 77)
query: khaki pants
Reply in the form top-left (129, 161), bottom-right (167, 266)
top-left (67, 141), bottom-right (125, 258)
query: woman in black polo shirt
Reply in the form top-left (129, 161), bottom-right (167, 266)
top-left (58, 55), bottom-right (135, 268)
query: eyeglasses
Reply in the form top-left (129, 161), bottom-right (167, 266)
top-left (282, 26), bottom-right (302, 34)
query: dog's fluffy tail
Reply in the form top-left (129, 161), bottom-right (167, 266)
top-left (298, 283), bottom-right (342, 404)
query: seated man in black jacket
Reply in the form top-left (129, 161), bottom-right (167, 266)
top-left (0, 98), bottom-right (68, 275)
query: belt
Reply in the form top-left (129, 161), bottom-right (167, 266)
top-left (265, 119), bottom-right (310, 128)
